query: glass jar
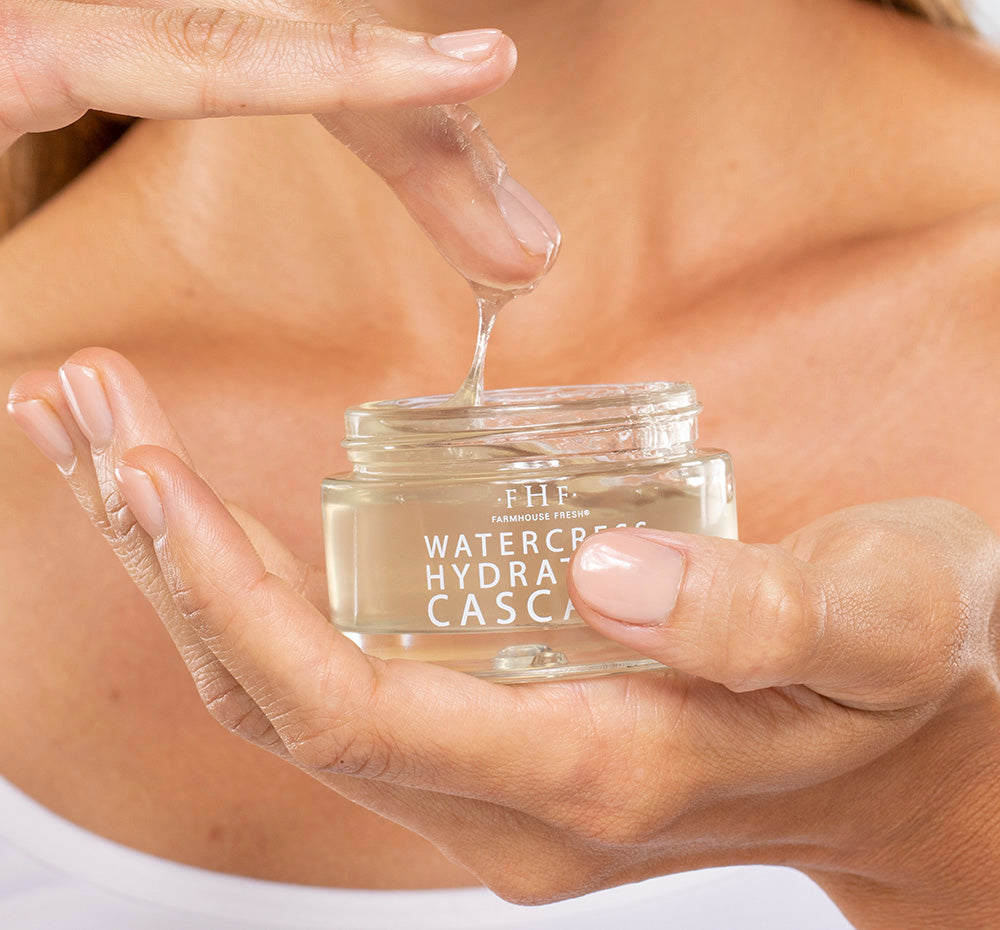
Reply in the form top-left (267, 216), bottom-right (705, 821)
top-left (322, 382), bottom-right (736, 683)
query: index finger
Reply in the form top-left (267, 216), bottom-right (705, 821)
top-left (2, 1), bottom-right (516, 127)
top-left (4, 1), bottom-right (558, 287)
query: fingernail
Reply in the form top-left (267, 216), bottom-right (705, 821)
top-left (7, 399), bottom-right (77, 473)
top-left (115, 464), bottom-right (166, 537)
top-left (495, 174), bottom-right (560, 258)
top-left (428, 28), bottom-right (503, 62)
top-left (573, 533), bottom-right (684, 624)
top-left (58, 364), bottom-right (114, 449)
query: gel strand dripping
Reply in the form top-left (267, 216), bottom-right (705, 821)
top-left (445, 285), bottom-right (512, 408)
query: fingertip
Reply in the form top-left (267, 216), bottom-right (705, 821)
top-left (478, 32), bottom-right (518, 92)
top-left (7, 369), bottom-right (60, 408)
top-left (569, 530), bottom-right (686, 627)
top-left (428, 28), bottom-right (506, 63)
top-left (495, 175), bottom-right (561, 262)
top-left (61, 346), bottom-right (145, 401)
top-left (58, 362), bottom-right (114, 449)
top-left (117, 444), bottom-right (192, 490)
top-left (7, 396), bottom-right (78, 473)
top-left (423, 29), bottom-right (517, 99)
top-left (115, 462), bottom-right (166, 537)
top-left (57, 347), bottom-right (141, 450)
top-left (117, 445), bottom-right (239, 556)
top-left (498, 32), bottom-right (518, 71)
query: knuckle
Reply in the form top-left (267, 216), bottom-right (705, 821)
top-left (315, 20), bottom-right (378, 87)
top-left (104, 493), bottom-right (165, 579)
top-left (563, 752), bottom-right (690, 847)
top-left (118, 537), bottom-right (162, 589)
top-left (155, 7), bottom-right (262, 113)
top-left (280, 657), bottom-right (395, 778)
top-left (281, 713), bottom-right (392, 778)
top-left (105, 485), bottom-right (137, 539)
top-left (568, 790), bottom-right (680, 848)
top-left (341, 20), bottom-right (375, 64)
top-left (169, 576), bottom-right (216, 633)
top-left (722, 545), bottom-right (816, 690)
top-left (0, 3), bottom-right (83, 133)
top-left (202, 680), bottom-right (275, 745)
top-left (165, 553), bottom-right (258, 644)
top-left (848, 509), bottom-right (991, 686)
top-left (66, 480), bottom-right (116, 540)
top-left (533, 694), bottom-right (689, 848)
top-left (172, 7), bottom-right (257, 65)
top-left (902, 558), bottom-right (979, 693)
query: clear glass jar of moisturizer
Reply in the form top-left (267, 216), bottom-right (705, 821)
top-left (322, 382), bottom-right (736, 683)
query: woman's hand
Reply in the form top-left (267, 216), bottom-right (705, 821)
top-left (0, 0), bottom-right (511, 139)
top-left (8, 348), bottom-right (1000, 929)
top-left (0, 1), bottom-right (559, 286)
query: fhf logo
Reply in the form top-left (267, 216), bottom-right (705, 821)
top-left (504, 484), bottom-right (569, 509)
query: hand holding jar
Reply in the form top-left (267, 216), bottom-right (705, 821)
top-left (8, 348), bottom-right (1000, 930)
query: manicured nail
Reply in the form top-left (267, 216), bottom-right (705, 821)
top-left (573, 532), bottom-right (684, 624)
top-left (495, 174), bottom-right (560, 257)
top-left (58, 364), bottom-right (114, 449)
top-left (6, 399), bottom-right (77, 473)
top-left (428, 28), bottom-right (503, 62)
top-left (115, 464), bottom-right (166, 537)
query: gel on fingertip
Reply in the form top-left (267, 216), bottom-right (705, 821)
top-left (496, 175), bottom-right (560, 258)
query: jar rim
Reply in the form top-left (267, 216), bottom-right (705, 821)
top-left (339, 382), bottom-right (703, 475)
top-left (344, 382), bottom-right (698, 438)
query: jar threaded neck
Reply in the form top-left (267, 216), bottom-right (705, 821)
top-left (342, 382), bottom-right (701, 476)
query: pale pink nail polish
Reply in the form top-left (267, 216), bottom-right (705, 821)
top-left (58, 364), bottom-right (114, 449)
top-left (495, 174), bottom-right (560, 257)
top-left (573, 533), bottom-right (685, 624)
top-left (115, 464), bottom-right (166, 537)
top-left (428, 28), bottom-right (503, 62)
top-left (7, 399), bottom-right (77, 473)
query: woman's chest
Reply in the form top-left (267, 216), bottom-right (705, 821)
top-left (134, 333), bottom-right (999, 569)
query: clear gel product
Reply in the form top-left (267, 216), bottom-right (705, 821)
top-left (446, 285), bottom-right (510, 407)
top-left (322, 382), bottom-right (737, 682)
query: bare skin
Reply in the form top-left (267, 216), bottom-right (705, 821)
top-left (2, 0), bottom-right (1000, 924)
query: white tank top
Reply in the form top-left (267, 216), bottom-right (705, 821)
top-left (0, 775), bottom-right (854, 929)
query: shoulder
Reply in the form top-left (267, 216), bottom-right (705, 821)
top-left (873, 16), bottom-right (1000, 206)
top-left (816, 6), bottom-right (1000, 241)
top-left (743, 205), bottom-right (1000, 368)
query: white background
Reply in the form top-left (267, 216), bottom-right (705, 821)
top-left (972, 0), bottom-right (1000, 37)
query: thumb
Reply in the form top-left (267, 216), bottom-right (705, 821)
top-left (566, 517), bottom-right (976, 708)
top-left (568, 527), bottom-right (819, 693)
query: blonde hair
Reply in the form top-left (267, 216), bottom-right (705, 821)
top-left (0, 0), bottom-right (977, 236)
